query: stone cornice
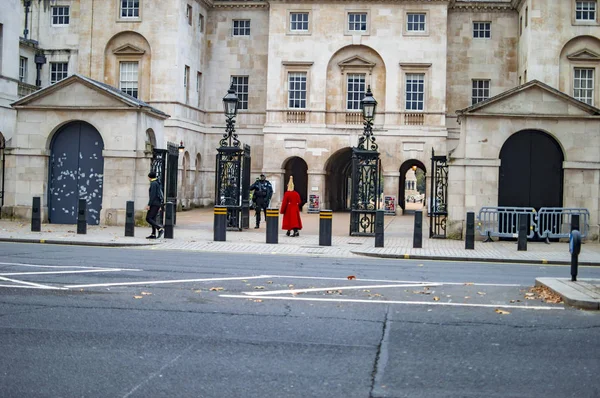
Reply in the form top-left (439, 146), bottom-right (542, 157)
top-left (213, 1), bottom-right (269, 9)
top-left (450, 1), bottom-right (514, 13)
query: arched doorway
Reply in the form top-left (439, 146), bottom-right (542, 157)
top-left (499, 130), bottom-right (564, 209)
top-left (399, 160), bottom-right (427, 212)
top-left (283, 156), bottom-right (308, 210)
top-left (325, 148), bottom-right (352, 211)
top-left (48, 121), bottom-right (105, 225)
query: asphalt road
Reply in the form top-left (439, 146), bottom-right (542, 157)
top-left (0, 242), bottom-right (599, 398)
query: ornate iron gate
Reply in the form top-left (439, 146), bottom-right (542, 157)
top-left (429, 149), bottom-right (448, 238)
top-left (150, 142), bottom-right (179, 224)
top-left (215, 141), bottom-right (251, 231)
top-left (0, 136), bottom-right (5, 218)
top-left (350, 120), bottom-right (380, 236)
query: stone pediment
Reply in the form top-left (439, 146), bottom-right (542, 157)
top-left (113, 44), bottom-right (146, 55)
top-left (11, 74), bottom-right (169, 118)
top-left (566, 48), bottom-right (600, 61)
top-left (456, 80), bottom-right (600, 117)
top-left (338, 55), bottom-right (376, 73)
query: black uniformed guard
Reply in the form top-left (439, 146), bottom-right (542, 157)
top-left (249, 174), bottom-right (273, 228)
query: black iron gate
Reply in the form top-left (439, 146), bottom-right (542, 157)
top-left (0, 136), bottom-right (5, 218)
top-left (215, 143), bottom-right (251, 231)
top-left (350, 148), bottom-right (381, 236)
top-left (150, 142), bottom-right (179, 224)
top-left (429, 149), bottom-right (448, 238)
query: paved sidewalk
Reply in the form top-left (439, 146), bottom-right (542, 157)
top-left (1, 208), bottom-right (599, 310)
top-left (536, 278), bottom-right (600, 310)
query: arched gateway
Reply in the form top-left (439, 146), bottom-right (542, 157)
top-left (283, 157), bottom-right (308, 209)
top-left (48, 121), bottom-right (105, 225)
top-left (499, 130), bottom-right (564, 209)
top-left (325, 148), bottom-right (352, 211)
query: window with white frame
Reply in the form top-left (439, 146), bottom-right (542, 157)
top-left (19, 57), bottom-right (27, 82)
top-left (51, 6), bottom-right (70, 25)
top-left (348, 12), bottom-right (367, 32)
top-left (574, 68), bottom-right (594, 105)
top-left (405, 73), bottom-right (424, 111)
top-left (120, 0), bottom-right (140, 18)
top-left (347, 74), bottom-right (366, 110)
top-left (231, 76), bottom-right (249, 110)
top-left (575, 1), bottom-right (597, 21)
top-left (288, 72), bottom-right (307, 109)
top-left (290, 12), bottom-right (309, 32)
top-left (119, 61), bottom-right (139, 98)
top-left (199, 13), bottom-right (204, 32)
top-left (473, 22), bottom-right (491, 38)
top-left (50, 62), bottom-right (68, 84)
top-left (233, 20), bottom-right (250, 36)
top-left (472, 80), bottom-right (490, 105)
top-left (407, 13), bottom-right (426, 32)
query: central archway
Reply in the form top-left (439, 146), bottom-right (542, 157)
top-left (283, 157), bottom-right (308, 210)
top-left (399, 159), bottom-right (427, 212)
top-left (324, 148), bottom-right (352, 211)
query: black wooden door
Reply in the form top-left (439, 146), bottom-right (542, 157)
top-left (48, 122), bottom-right (105, 225)
top-left (499, 130), bottom-right (563, 209)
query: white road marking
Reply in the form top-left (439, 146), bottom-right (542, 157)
top-left (0, 262), bottom-right (140, 271)
top-left (0, 275), bottom-right (67, 290)
top-left (220, 294), bottom-right (564, 310)
top-left (264, 275), bottom-right (522, 287)
top-left (67, 275), bottom-right (271, 289)
top-left (242, 283), bottom-right (440, 296)
top-left (0, 269), bottom-right (137, 276)
top-left (0, 284), bottom-right (67, 290)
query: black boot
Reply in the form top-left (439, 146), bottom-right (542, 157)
top-left (286, 230), bottom-right (291, 236)
top-left (292, 229), bottom-right (299, 237)
top-left (254, 224), bottom-right (260, 229)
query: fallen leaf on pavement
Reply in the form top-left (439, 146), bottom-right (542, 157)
top-left (241, 280), bottom-right (247, 283)
top-left (433, 296), bottom-right (440, 301)
top-left (464, 282), bottom-right (474, 285)
top-left (363, 289), bottom-right (371, 292)
top-left (133, 296), bottom-right (143, 299)
top-left (267, 281), bottom-right (273, 284)
top-left (193, 290), bottom-right (202, 293)
top-left (418, 264), bottom-right (424, 267)
top-left (253, 299), bottom-right (263, 303)
top-left (464, 296), bottom-right (470, 299)
top-left (326, 290), bottom-right (342, 295)
top-left (254, 286), bottom-right (265, 290)
top-left (209, 287), bottom-right (224, 291)
top-left (288, 284), bottom-right (294, 288)
top-left (495, 309), bottom-right (510, 315)
top-left (528, 286), bottom-right (563, 304)
top-left (141, 292), bottom-right (152, 296)
top-left (347, 275), bottom-right (356, 280)
top-left (477, 292), bottom-right (486, 296)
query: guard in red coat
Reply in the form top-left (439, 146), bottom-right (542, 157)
top-left (280, 176), bottom-right (303, 237)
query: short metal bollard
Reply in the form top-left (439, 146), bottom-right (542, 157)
top-left (31, 196), bottom-right (41, 232)
top-left (214, 206), bottom-right (227, 242)
top-left (465, 212), bottom-right (475, 250)
top-left (517, 214), bottom-right (527, 251)
top-left (125, 201), bottom-right (135, 237)
top-left (413, 210), bottom-right (423, 249)
top-left (77, 199), bottom-right (87, 235)
top-left (319, 210), bottom-right (333, 247)
top-left (266, 208), bottom-right (279, 244)
top-left (375, 209), bottom-right (384, 248)
top-left (164, 202), bottom-right (174, 239)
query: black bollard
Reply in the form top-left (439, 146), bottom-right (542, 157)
top-left (266, 208), bottom-right (279, 244)
top-left (413, 210), bottom-right (423, 249)
top-left (214, 206), bottom-right (227, 242)
top-left (517, 214), bottom-right (527, 251)
top-left (77, 199), bottom-right (87, 235)
top-left (164, 202), bottom-right (174, 239)
top-left (125, 201), bottom-right (135, 237)
top-left (570, 229), bottom-right (582, 282)
top-left (375, 209), bottom-right (384, 248)
top-left (465, 212), bottom-right (475, 250)
top-left (31, 196), bottom-right (41, 232)
top-left (319, 210), bottom-right (332, 246)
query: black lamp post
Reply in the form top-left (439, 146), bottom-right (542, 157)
top-left (178, 140), bottom-right (185, 154)
top-left (221, 84), bottom-right (240, 147)
top-left (358, 86), bottom-right (378, 151)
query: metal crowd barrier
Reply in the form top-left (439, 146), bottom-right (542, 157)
top-left (477, 207), bottom-right (537, 241)
top-left (537, 208), bottom-right (590, 239)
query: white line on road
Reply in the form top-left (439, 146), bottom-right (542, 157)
top-left (264, 275), bottom-right (522, 287)
top-left (220, 294), bottom-right (564, 310)
top-left (0, 276), bottom-right (67, 290)
top-left (242, 283), bottom-right (440, 296)
top-left (0, 269), bottom-right (140, 276)
top-left (67, 275), bottom-right (272, 288)
top-left (0, 284), bottom-right (68, 290)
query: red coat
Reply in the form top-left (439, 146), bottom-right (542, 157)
top-left (280, 190), bottom-right (303, 230)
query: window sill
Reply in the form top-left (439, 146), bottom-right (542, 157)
top-left (116, 18), bottom-right (142, 23)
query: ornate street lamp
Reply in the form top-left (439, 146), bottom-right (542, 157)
top-left (357, 86), bottom-right (378, 151)
top-left (178, 140), bottom-right (185, 154)
top-left (221, 84), bottom-right (240, 147)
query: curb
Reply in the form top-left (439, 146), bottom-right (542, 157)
top-left (351, 250), bottom-right (600, 266)
top-left (0, 237), bottom-right (157, 248)
top-left (535, 278), bottom-right (600, 310)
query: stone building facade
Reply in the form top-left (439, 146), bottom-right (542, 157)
top-left (0, 0), bottom-right (599, 238)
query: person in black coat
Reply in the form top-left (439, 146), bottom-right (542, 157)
top-left (249, 174), bottom-right (273, 228)
top-left (146, 171), bottom-right (164, 239)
